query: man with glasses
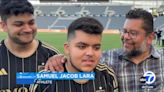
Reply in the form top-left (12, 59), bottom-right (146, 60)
top-left (102, 8), bottom-right (164, 92)
top-left (45, 9), bottom-right (164, 92)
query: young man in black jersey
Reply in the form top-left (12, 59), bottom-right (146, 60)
top-left (32, 17), bottom-right (118, 92)
top-left (0, 0), bottom-right (59, 91)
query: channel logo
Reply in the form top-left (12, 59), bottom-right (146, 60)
top-left (143, 71), bottom-right (156, 84)
top-left (140, 71), bottom-right (156, 89)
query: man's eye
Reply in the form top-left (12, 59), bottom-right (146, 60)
top-left (29, 21), bottom-right (35, 25)
top-left (94, 46), bottom-right (100, 50)
top-left (14, 23), bottom-right (23, 27)
top-left (77, 45), bottom-right (86, 49)
top-left (130, 32), bottom-right (138, 36)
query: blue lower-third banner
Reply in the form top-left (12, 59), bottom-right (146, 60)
top-left (16, 72), bottom-right (95, 84)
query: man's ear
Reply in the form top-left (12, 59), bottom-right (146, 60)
top-left (0, 21), bottom-right (7, 32)
top-left (64, 42), bottom-right (69, 55)
top-left (147, 32), bottom-right (155, 44)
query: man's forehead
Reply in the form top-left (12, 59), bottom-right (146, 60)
top-left (125, 18), bottom-right (143, 23)
top-left (7, 14), bottom-right (34, 22)
top-left (76, 41), bottom-right (101, 45)
top-left (124, 19), bottom-right (144, 29)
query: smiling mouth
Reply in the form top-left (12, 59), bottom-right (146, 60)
top-left (124, 42), bottom-right (130, 45)
top-left (124, 41), bottom-right (135, 46)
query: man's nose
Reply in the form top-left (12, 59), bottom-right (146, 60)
top-left (86, 47), bottom-right (94, 56)
top-left (23, 24), bottom-right (32, 32)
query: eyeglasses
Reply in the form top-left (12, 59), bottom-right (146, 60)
top-left (120, 29), bottom-right (142, 39)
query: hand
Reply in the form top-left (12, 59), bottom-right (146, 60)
top-left (45, 54), bottom-right (66, 72)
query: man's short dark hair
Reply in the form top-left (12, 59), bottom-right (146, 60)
top-left (0, 0), bottom-right (34, 22)
top-left (126, 8), bottom-right (154, 35)
top-left (67, 17), bottom-right (104, 41)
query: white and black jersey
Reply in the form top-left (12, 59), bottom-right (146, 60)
top-left (32, 64), bottom-right (118, 92)
top-left (0, 40), bottom-right (59, 91)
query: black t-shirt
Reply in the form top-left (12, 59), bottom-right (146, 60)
top-left (0, 40), bottom-right (59, 91)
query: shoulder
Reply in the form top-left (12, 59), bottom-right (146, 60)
top-left (38, 41), bottom-right (60, 54)
top-left (100, 48), bottom-right (123, 65)
top-left (157, 48), bottom-right (164, 58)
top-left (95, 63), bottom-right (118, 90)
top-left (96, 63), bottom-right (115, 77)
top-left (158, 48), bottom-right (164, 53)
top-left (152, 46), bottom-right (164, 56)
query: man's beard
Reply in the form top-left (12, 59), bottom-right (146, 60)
top-left (124, 49), bottom-right (143, 58)
top-left (123, 40), bottom-right (147, 58)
